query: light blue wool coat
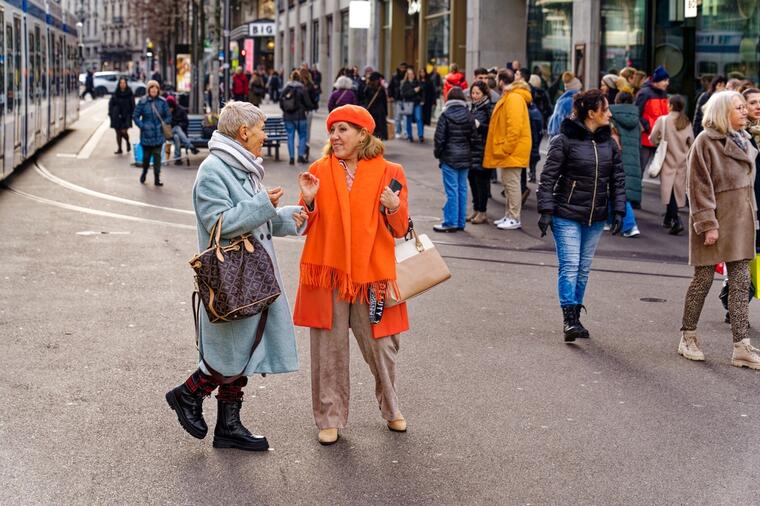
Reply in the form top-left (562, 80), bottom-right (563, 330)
top-left (193, 153), bottom-right (304, 376)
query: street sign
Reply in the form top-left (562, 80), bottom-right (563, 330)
top-left (248, 22), bottom-right (275, 37)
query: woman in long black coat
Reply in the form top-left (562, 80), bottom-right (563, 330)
top-left (109, 77), bottom-right (135, 154)
top-left (362, 72), bottom-right (389, 140)
top-left (418, 68), bottom-right (437, 126)
top-left (468, 81), bottom-right (493, 224)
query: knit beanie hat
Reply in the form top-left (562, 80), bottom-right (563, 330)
top-left (652, 65), bottom-right (669, 83)
top-left (326, 104), bottom-right (376, 134)
top-left (565, 77), bottom-right (582, 91)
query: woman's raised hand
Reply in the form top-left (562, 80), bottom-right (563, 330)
top-left (298, 172), bottom-right (320, 206)
top-left (292, 209), bottom-right (308, 228)
top-left (267, 186), bottom-right (284, 207)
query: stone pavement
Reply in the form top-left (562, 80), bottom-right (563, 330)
top-left (1, 98), bottom-right (759, 505)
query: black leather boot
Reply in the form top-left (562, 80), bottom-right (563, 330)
top-left (213, 399), bottom-right (269, 451)
top-left (562, 306), bottom-right (583, 343)
top-left (139, 168), bottom-right (147, 184)
top-left (154, 169), bottom-right (163, 187)
top-left (669, 216), bottom-right (684, 235)
top-left (165, 383), bottom-right (209, 439)
top-left (573, 304), bottom-right (590, 339)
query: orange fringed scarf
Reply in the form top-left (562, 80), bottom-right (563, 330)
top-left (299, 154), bottom-right (408, 303)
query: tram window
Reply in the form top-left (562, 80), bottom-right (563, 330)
top-left (14, 17), bottom-right (20, 108)
top-left (0, 11), bottom-right (4, 113)
top-left (34, 26), bottom-right (42, 99)
top-left (6, 24), bottom-right (11, 112)
top-left (57, 36), bottom-right (62, 97)
top-left (40, 29), bottom-right (46, 99)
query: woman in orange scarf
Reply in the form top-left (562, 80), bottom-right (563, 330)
top-left (294, 105), bottom-right (410, 445)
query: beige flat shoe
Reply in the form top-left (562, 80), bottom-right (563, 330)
top-left (318, 428), bottom-right (338, 445)
top-left (387, 417), bottom-right (407, 432)
top-left (470, 212), bottom-right (487, 224)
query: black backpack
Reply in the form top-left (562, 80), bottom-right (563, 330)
top-left (280, 87), bottom-right (299, 113)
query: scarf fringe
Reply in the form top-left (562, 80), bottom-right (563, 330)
top-left (300, 263), bottom-right (399, 304)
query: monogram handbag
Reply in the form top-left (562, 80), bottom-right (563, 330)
top-left (386, 219), bottom-right (451, 306)
top-left (189, 214), bottom-right (281, 323)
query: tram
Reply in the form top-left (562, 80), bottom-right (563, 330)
top-left (0, 0), bottom-right (80, 181)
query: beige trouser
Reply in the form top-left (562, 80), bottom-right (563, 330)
top-left (310, 290), bottom-right (401, 429)
top-left (501, 168), bottom-right (523, 220)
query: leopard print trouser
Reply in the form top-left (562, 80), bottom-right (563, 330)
top-left (681, 260), bottom-right (750, 343)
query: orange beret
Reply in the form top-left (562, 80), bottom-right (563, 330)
top-left (326, 104), bottom-right (376, 135)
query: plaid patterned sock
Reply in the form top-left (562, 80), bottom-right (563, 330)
top-left (216, 376), bottom-right (248, 402)
top-left (183, 369), bottom-right (217, 397)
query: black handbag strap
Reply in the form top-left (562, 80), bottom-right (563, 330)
top-left (193, 290), bottom-right (269, 384)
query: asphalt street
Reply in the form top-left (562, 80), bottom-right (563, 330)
top-left (1, 98), bottom-right (759, 505)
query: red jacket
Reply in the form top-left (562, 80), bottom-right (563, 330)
top-left (443, 71), bottom-right (468, 99)
top-left (232, 73), bottom-right (249, 96)
top-left (635, 82), bottom-right (669, 148)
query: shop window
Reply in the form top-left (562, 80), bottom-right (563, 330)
top-left (311, 20), bottom-right (319, 64)
top-left (326, 16), bottom-right (332, 59)
top-left (600, 0), bottom-right (646, 76)
top-left (527, 0), bottom-right (572, 96)
top-left (300, 23), bottom-right (306, 63)
top-left (340, 10), bottom-right (349, 68)
top-left (425, 15), bottom-right (449, 70)
top-left (427, 0), bottom-right (449, 16)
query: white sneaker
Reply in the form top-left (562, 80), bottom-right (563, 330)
top-left (497, 218), bottom-right (522, 230)
top-left (494, 215), bottom-right (509, 226)
top-left (732, 339), bottom-right (760, 370)
top-left (623, 226), bottom-right (641, 238)
top-left (603, 223), bottom-right (611, 231)
top-left (678, 330), bottom-right (705, 361)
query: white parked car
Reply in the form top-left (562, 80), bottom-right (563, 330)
top-left (78, 71), bottom-right (147, 97)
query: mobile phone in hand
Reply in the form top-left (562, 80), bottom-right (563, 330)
top-left (380, 179), bottom-right (403, 213)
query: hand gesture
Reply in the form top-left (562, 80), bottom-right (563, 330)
top-left (298, 172), bottom-right (320, 206)
top-left (610, 213), bottom-right (623, 235)
top-left (704, 229), bottom-right (719, 246)
top-left (292, 209), bottom-right (308, 228)
top-left (267, 186), bottom-right (283, 207)
top-left (380, 186), bottom-right (401, 212)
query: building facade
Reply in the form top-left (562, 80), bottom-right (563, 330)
top-left (232, 0), bottom-right (277, 72)
top-left (275, 0), bottom-right (759, 109)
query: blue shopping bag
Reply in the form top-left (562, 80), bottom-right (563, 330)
top-left (132, 143), bottom-right (166, 165)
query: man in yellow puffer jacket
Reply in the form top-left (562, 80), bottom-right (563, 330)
top-left (483, 69), bottom-right (532, 229)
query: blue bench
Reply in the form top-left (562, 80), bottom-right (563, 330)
top-left (187, 115), bottom-right (210, 149)
top-left (263, 116), bottom-right (288, 161)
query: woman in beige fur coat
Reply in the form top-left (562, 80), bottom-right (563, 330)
top-left (678, 91), bottom-right (760, 369)
top-left (649, 95), bottom-right (693, 235)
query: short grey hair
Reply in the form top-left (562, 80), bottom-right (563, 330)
top-left (217, 101), bottom-right (266, 138)
top-left (334, 76), bottom-right (354, 90)
top-left (702, 90), bottom-right (744, 134)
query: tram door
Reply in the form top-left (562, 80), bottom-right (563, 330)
top-left (0, 9), bottom-right (5, 175)
top-left (26, 24), bottom-right (36, 154)
top-left (4, 19), bottom-right (14, 168)
top-left (12, 16), bottom-right (21, 161)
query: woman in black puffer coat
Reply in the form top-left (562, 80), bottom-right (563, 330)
top-left (109, 77), bottom-right (135, 154)
top-left (433, 87), bottom-right (475, 232)
top-left (537, 89), bottom-right (626, 343)
top-left (468, 81), bottom-right (493, 224)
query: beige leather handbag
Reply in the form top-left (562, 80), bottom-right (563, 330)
top-left (387, 222), bottom-right (451, 306)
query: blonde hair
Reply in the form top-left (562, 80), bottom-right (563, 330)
top-left (619, 67), bottom-right (636, 80)
top-left (217, 100), bottom-right (266, 138)
top-left (702, 90), bottom-right (745, 134)
top-left (322, 124), bottom-right (385, 160)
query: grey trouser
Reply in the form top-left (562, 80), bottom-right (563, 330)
top-left (310, 290), bottom-right (401, 429)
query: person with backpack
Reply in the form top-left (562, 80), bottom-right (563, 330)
top-left (279, 70), bottom-right (314, 165)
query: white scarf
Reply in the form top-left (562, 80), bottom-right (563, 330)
top-left (208, 130), bottom-right (266, 191)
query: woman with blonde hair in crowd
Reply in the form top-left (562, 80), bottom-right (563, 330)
top-left (649, 94), bottom-right (694, 235)
top-left (294, 105), bottom-right (411, 445)
top-left (678, 91), bottom-right (760, 369)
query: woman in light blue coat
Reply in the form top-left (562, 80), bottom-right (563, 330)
top-left (166, 101), bottom-right (307, 452)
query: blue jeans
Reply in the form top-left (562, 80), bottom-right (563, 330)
top-left (607, 200), bottom-right (637, 233)
top-left (284, 119), bottom-right (308, 159)
top-left (172, 126), bottom-right (194, 159)
top-left (394, 103), bottom-right (404, 136)
top-left (440, 162), bottom-right (469, 228)
top-left (406, 104), bottom-right (424, 140)
top-left (551, 216), bottom-right (605, 307)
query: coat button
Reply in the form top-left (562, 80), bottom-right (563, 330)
top-left (259, 234), bottom-right (264, 240)
top-left (266, 234), bottom-right (271, 240)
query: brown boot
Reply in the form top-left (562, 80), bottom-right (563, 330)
top-left (471, 212), bottom-right (487, 224)
top-left (466, 211), bottom-right (478, 223)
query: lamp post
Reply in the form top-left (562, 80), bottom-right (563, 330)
top-left (76, 21), bottom-right (84, 72)
top-left (222, 0), bottom-right (230, 104)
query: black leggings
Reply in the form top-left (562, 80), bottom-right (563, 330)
top-left (114, 129), bottom-right (130, 151)
top-left (665, 191), bottom-right (679, 222)
top-left (468, 170), bottom-right (491, 212)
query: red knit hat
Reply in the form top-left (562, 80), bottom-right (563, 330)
top-left (326, 104), bottom-right (375, 135)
